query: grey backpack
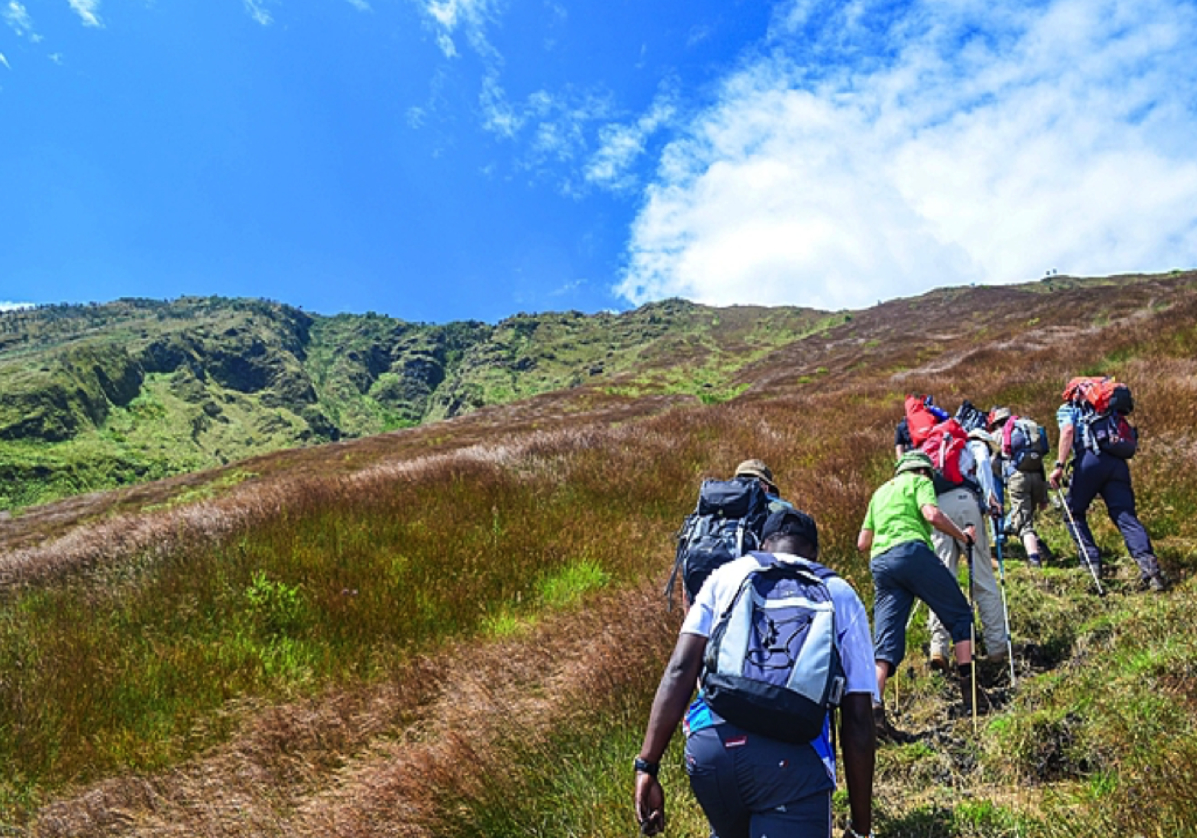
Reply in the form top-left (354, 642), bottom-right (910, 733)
top-left (701, 553), bottom-right (846, 744)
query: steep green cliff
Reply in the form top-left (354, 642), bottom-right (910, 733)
top-left (0, 296), bottom-right (827, 508)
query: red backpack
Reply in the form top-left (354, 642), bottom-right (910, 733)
top-left (904, 395), bottom-right (941, 447)
top-left (1062, 377), bottom-right (1133, 415)
top-left (920, 418), bottom-right (968, 484)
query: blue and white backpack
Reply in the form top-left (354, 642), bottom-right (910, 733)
top-left (701, 553), bottom-right (846, 744)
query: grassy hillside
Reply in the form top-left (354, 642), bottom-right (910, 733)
top-left (0, 297), bottom-right (829, 510)
top-left (0, 270), bottom-right (1195, 836)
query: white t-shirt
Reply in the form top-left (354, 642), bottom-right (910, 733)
top-left (681, 551), bottom-right (879, 702)
top-left (680, 551), bottom-right (878, 783)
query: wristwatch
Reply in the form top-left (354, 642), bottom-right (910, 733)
top-left (633, 756), bottom-right (659, 778)
top-left (1054, 460), bottom-right (1065, 469)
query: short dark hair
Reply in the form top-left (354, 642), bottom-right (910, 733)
top-left (760, 509), bottom-right (819, 557)
top-left (761, 531), bottom-right (818, 559)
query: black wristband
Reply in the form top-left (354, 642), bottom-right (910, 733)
top-left (633, 757), bottom-right (659, 778)
top-left (1054, 460), bottom-right (1065, 469)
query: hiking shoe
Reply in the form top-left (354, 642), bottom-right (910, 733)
top-left (873, 704), bottom-right (916, 744)
top-left (928, 653), bottom-right (951, 673)
top-left (985, 646), bottom-right (1009, 665)
top-left (1141, 573), bottom-right (1170, 593)
top-left (1027, 553), bottom-right (1043, 569)
top-left (1039, 541), bottom-right (1056, 564)
top-left (957, 665), bottom-right (991, 715)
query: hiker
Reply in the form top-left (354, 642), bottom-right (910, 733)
top-left (894, 418), bottom-right (913, 458)
top-left (733, 458), bottom-right (796, 515)
top-left (635, 510), bottom-right (876, 838)
top-left (858, 451), bottom-right (987, 738)
top-left (1049, 379), bottom-right (1168, 591)
top-left (668, 459), bottom-right (795, 610)
top-left (898, 395), bottom-right (948, 458)
top-left (927, 428), bottom-right (1010, 668)
top-left (989, 407), bottom-right (1052, 567)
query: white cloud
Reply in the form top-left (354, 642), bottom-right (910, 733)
top-left (0, 301), bottom-right (33, 311)
top-left (615, 0), bottom-right (1197, 311)
top-left (67, 0), bottom-right (102, 27)
top-left (421, 0), bottom-right (501, 61)
top-left (0, 51), bottom-right (9, 69)
top-left (346, 0), bottom-right (371, 10)
top-left (585, 89), bottom-right (677, 192)
top-left (4, 1), bottom-right (33, 37)
top-left (243, 0), bottom-right (272, 26)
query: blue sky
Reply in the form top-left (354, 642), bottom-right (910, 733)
top-left (2, 0), bottom-right (1196, 323)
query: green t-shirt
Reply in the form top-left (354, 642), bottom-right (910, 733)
top-left (862, 471), bottom-right (937, 557)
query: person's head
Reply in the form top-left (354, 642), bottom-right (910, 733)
top-left (968, 428), bottom-right (999, 454)
top-left (987, 406), bottom-right (1012, 430)
top-left (759, 509), bottom-right (818, 559)
top-left (735, 458), bottom-right (779, 495)
top-left (894, 451), bottom-right (934, 480)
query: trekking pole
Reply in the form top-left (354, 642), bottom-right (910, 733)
top-left (1054, 485), bottom-right (1105, 597)
top-left (967, 540), bottom-right (979, 734)
top-left (993, 510), bottom-right (1016, 685)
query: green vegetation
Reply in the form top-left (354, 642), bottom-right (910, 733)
top-left (1, 270), bottom-right (1196, 836)
top-left (0, 297), bottom-right (828, 512)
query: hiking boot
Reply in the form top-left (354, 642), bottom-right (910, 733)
top-left (1139, 572), bottom-right (1169, 593)
top-left (1027, 553), bottom-right (1043, 569)
top-left (957, 664), bottom-right (991, 715)
top-left (1039, 541), bottom-right (1056, 564)
top-left (873, 704), bottom-right (916, 744)
top-left (928, 652), bottom-right (951, 673)
top-left (985, 646), bottom-right (1009, 665)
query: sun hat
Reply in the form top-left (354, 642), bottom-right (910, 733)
top-left (735, 459), bottom-right (777, 490)
top-left (895, 451), bottom-right (934, 476)
top-left (988, 407), bottom-right (1012, 427)
top-left (968, 428), bottom-right (1000, 452)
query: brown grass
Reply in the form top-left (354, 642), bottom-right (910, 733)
top-left (4, 270), bottom-right (1197, 836)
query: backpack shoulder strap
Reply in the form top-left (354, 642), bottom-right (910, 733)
top-left (745, 551), bottom-right (838, 583)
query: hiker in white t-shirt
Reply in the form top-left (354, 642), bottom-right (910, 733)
top-left (634, 509), bottom-right (877, 838)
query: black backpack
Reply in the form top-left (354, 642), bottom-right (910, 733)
top-left (955, 400), bottom-right (988, 433)
top-left (666, 478), bottom-right (771, 607)
top-left (1077, 382), bottom-right (1138, 459)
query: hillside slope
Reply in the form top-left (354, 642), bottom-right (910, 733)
top-left (1, 270), bottom-right (1196, 837)
top-left (0, 297), bottom-right (829, 509)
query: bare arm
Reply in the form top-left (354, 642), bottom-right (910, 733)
top-left (634, 632), bottom-right (706, 835)
top-left (1049, 423), bottom-right (1075, 488)
top-left (857, 528), bottom-right (874, 553)
top-left (839, 693), bottom-right (875, 836)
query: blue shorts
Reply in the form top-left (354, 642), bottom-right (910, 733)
top-left (871, 540), bottom-right (973, 668)
top-left (684, 722), bottom-right (832, 838)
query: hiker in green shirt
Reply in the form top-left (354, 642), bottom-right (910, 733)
top-left (858, 452), bottom-right (985, 740)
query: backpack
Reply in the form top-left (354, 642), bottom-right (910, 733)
top-left (904, 395), bottom-right (949, 447)
top-left (1064, 377), bottom-right (1138, 459)
top-left (955, 399), bottom-right (988, 433)
top-left (666, 478), bottom-right (772, 606)
top-left (1002, 416), bottom-right (1050, 473)
top-left (701, 553), bottom-right (846, 744)
top-left (920, 418), bottom-right (970, 486)
top-left (1086, 412), bottom-right (1139, 459)
top-left (1062, 377), bottom-right (1134, 416)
